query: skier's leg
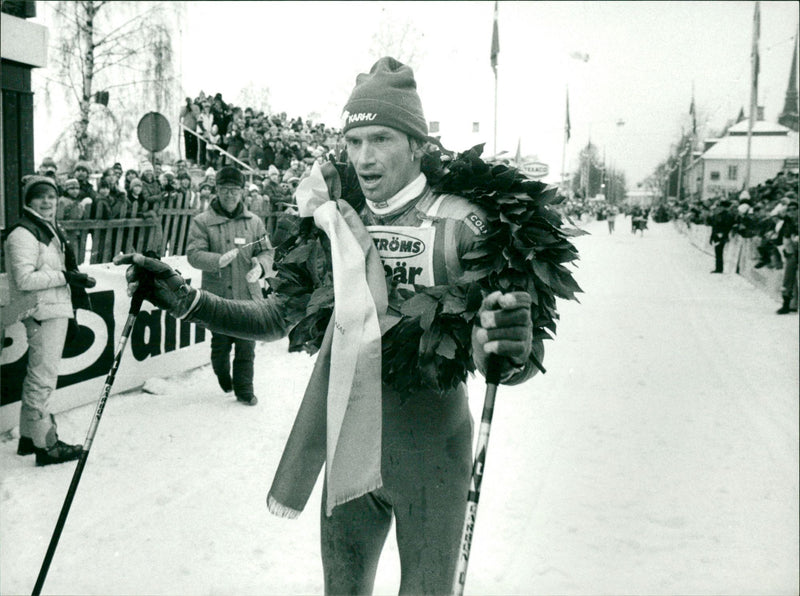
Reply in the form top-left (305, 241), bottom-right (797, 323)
top-left (382, 384), bottom-right (474, 595)
top-left (320, 484), bottom-right (392, 595)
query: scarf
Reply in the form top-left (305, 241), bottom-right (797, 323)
top-left (365, 173), bottom-right (426, 215)
top-left (267, 162), bottom-right (396, 517)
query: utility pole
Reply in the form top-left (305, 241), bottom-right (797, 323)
top-left (745, 1), bottom-right (761, 188)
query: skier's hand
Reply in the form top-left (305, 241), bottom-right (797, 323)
top-left (473, 290), bottom-right (533, 382)
top-left (219, 248), bottom-right (238, 268)
top-left (113, 253), bottom-right (197, 317)
top-left (319, 161), bottom-right (342, 201)
top-left (245, 258), bottom-right (263, 283)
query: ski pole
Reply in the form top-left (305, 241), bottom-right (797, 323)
top-left (32, 288), bottom-right (145, 596)
top-left (452, 354), bottom-right (502, 596)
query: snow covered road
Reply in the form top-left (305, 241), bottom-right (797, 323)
top-left (2, 219), bottom-right (797, 595)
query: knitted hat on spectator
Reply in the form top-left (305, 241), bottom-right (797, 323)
top-left (140, 162), bottom-right (155, 173)
top-left (267, 165), bottom-right (280, 176)
top-left (23, 175), bottom-right (58, 204)
top-left (216, 166), bottom-right (244, 187)
top-left (205, 167), bottom-right (216, 177)
top-left (342, 57), bottom-right (427, 140)
top-left (248, 183), bottom-right (260, 193)
top-left (64, 178), bottom-right (80, 190)
top-left (130, 178), bottom-right (143, 190)
top-left (74, 161), bottom-right (91, 173)
top-left (40, 157), bottom-right (57, 171)
top-left (199, 180), bottom-right (214, 190)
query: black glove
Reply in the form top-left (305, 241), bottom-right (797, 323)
top-left (113, 253), bottom-right (197, 317)
top-left (64, 270), bottom-right (97, 289)
top-left (472, 290), bottom-right (534, 383)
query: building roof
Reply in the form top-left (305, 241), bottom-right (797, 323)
top-left (725, 119), bottom-right (793, 135)
top-left (702, 129), bottom-right (799, 161)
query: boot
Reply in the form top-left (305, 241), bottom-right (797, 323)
top-left (236, 393), bottom-right (258, 406)
top-left (35, 440), bottom-right (82, 466)
top-left (776, 296), bottom-right (792, 314)
top-left (17, 436), bottom-right (35, 456)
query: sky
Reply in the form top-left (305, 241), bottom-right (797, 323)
top-left (28, 1), bottom-right (799, 187)
top-left (2, 219), bottom-right (797, 595)
top-left (177, 1), bottom-right (799, 186)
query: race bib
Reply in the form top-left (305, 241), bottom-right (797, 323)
top-left (367, 225), bottom-right (436, 290)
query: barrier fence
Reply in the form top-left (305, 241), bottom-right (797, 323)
top-left (673, 220), bottom-right (789, 303)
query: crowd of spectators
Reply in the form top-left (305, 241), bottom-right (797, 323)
top-left (178, 91), bottom-right (345, 181)
top-left (30, 90), bottom-right (354, 263)
top-left (668, 169), bottom-right (799, 271)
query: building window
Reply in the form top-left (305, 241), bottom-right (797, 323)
top-left (709, 171), bottom-right (720, 181)
top-left (727, 165), bottom-right (738, 180)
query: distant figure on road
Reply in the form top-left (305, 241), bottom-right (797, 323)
top-left (631, 205), bottom-right (647, 235)
top-left (775, 198), bottom-right (798, 314)
top-left (709, 198), bottom-right (735, 273)
top-left (607, 204), bottom-right (618, 234)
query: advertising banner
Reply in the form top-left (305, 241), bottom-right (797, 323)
top-left (0, 257), bottom-right (208, 432)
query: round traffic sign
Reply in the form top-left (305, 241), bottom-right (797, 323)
top-left (137, 112), bottom-right (171, 153)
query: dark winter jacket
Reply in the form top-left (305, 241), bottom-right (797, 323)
top-left (710, 208), bottom-right (736, 243)
top-left (185, 198), bottom-right (272, 301)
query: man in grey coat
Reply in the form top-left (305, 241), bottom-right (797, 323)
top-left (185, 166), bottom-right (273, 405)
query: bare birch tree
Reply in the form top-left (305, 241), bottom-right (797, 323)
top-left (42, 0), bottom-right (177, 163)
top-left (369, 17), bottom-right (425, 70)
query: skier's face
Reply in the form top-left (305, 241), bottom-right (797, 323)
top-left (344, 125), bottom-right (421, 205)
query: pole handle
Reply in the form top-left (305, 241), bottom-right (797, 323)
top-left (129, 287), bottom-right (146, 315)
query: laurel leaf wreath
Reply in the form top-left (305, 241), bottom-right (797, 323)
top-left (266, 143), bottom-right (585, 392)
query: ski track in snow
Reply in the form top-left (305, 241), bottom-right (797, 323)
top-left (1, 219), bottom-right (797, 596)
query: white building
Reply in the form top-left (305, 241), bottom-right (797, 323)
top-left (687, 119), bottom-right (799, 201)
top-left (625, 189), bottom-right (657, 208)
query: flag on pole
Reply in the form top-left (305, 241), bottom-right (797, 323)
top-left (565, 87), bottom-right (571, 142)
top-left (490, 1), bottom-right (499, 74)
top-left (689, 84), bottom-right (696, 135)
top-left (752, 1), bottom-right (761, 106)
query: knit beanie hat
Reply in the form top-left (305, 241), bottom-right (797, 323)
top-left (23, 175), bottom-right (58, 204)
top-left (64, 178), bottom-right (80, 190)
top-left (130, 178), bottom-right (143, 190)
top-left (216, 166), bottom-right (245, 187)
top-left (341, 57), bottom-right (427, 140)
top-left (74, 161), bottom-right (91, 173)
